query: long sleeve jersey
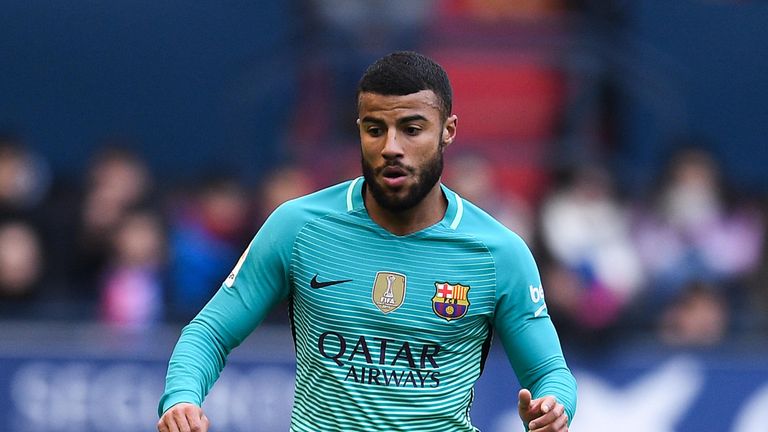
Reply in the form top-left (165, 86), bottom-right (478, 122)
top-left (159, 178), bottom-right (577, 431)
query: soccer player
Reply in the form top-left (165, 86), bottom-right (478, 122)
top-left (158, 51), bottom-right (576, 432)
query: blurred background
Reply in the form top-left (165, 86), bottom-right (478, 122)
top-left (1, 1), bottom-right (767, 431)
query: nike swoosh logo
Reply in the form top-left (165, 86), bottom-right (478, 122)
top-left (310, 274), bottom-right (352, 289)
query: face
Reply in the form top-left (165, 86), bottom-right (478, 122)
top-left (358, 90), bottom-right (457, 212)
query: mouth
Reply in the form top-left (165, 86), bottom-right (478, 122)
top-left (380, 165), bottom-right (409, 188)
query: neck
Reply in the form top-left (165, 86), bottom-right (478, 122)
top-left (364, 182), bottom-right (447, 236)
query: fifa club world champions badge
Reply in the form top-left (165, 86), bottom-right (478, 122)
top-left (372, 271), bottom-right (407, 314)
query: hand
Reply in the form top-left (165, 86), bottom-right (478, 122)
top-left (157, 402), bottom-right (209, 432)
top-left (518, 388), bottom-right (568, 432)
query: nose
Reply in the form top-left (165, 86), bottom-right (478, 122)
top-left (381, 129), bottom-right (404, 160)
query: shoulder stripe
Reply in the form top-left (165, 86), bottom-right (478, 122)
top-left (346, 177), bottom-right (362, 211)
top-left (449, 191), bottom-right (464, 230)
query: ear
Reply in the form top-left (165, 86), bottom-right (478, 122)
top-left (441, 115), bottom-right (458, 149)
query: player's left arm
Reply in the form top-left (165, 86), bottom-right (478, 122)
top-left (491, 232), bottom-right (576, 431)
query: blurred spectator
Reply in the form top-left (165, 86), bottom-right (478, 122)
top-left (658, 281), bottom-right (728, 346)
top-left (0, 219), bottom-right (44, 316)
top-left (444, 152), bottom-right (535, 243)
top-left (259, 165), bottom-right (315, 221)
top-left (539, 163), bottom-right (644, 338)
top-left (0, 134), bottom-right (56, 315)
top-left (69, 145), bottom-right (155, 303)
top-left (100, 209), bottom-right (167, 329)
top-left (0, 134), bottom-right (51, 218)
top-left (631, 147), bottom-right (765, 339)
top-left (168, 175), bottom-right (251, 321)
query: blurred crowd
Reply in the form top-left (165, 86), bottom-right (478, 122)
top-left (0, 133), bottom-right (313, 326)
top-left (448, 147), bottom-right (766, 348)
top-left (0, 131), bottom-right (765, 350)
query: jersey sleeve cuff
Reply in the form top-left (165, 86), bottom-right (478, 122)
top-left (158, 390), bottom-right (202, 417)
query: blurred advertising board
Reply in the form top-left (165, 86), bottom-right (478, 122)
top-left (0, 323), bottom-right (766, 432)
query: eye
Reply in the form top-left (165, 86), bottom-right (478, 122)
top-left (404, 125), bottom-right (421, 136)
top-left (366, 126), bottom-right (383, 137)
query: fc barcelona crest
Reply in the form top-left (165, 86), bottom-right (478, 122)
top-left (372, 271), bottom-right (407, 314)
top-left (432, 282), bottom-right (471, 321)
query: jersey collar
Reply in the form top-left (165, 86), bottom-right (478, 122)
top-left (345, 176), bottom-right (464, 231)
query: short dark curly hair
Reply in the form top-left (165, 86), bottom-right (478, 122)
top-left (357, 51), bottom-right (453, 121)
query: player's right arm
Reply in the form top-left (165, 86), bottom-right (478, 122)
top-left (157, 200), bottom-right (304, 424)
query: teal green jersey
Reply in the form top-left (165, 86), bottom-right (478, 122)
top-left (159, 178), bottom-right (577, 431)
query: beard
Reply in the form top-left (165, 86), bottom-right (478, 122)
top-left (362, 144), bottom-right (444, 212)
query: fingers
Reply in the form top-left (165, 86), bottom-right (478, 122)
top-left (519, 391), bottom-right (569, 430)
top-left (539, 395), bottom-right (557, 414)
top-left (518, 388), bottom-right (533, 410)
top-left (192, 412), bottom-right (209, 431)
top-left (529, 401), bottom-right (568, 432)
top-left (157, 415), bottom-right (181, 432)
top-left (157, 403), bottom-right (208, 432)
top-left (530, 412), bottom-right (568, 432)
